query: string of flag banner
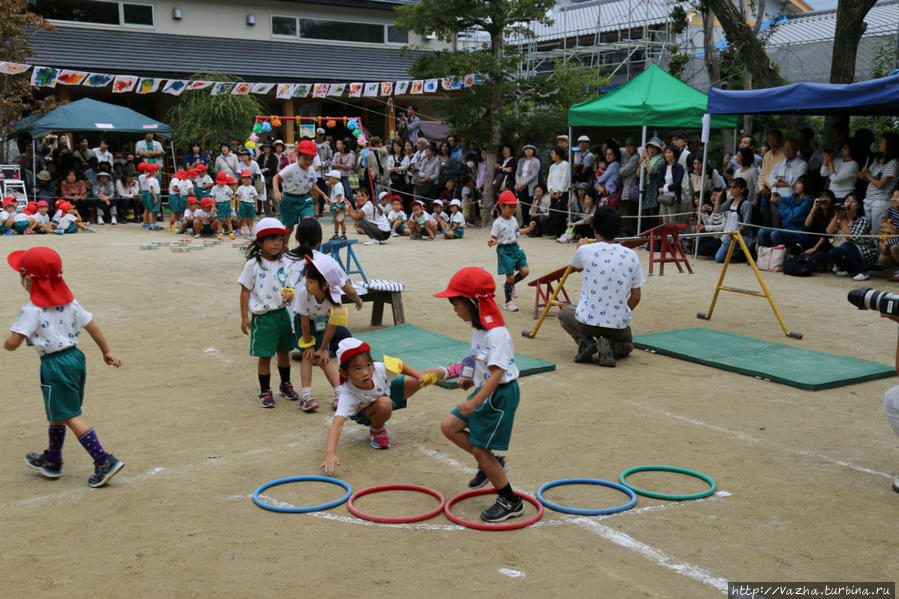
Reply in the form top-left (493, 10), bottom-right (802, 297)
top-left (0, 61), bottom-right (479, 97)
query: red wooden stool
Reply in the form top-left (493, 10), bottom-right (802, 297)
top-left (527, 265), bottom-right (574, 318)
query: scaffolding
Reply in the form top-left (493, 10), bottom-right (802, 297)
top-left (515, 0), bottom-right (676, 83)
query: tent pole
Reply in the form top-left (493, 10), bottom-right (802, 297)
top-left (696, 141), bottom-right (709, 257)
top-left (568, 125), bottom-right (573, 226)
top-left (637, 125), bottom-right (646, 234)
top-left (32, 139), bottom-right (37, 201)
top-left (169, 140), bottom-right (177, 173)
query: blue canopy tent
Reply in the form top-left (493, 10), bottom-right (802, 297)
top-left (707, 72), bottom-right (899, 116)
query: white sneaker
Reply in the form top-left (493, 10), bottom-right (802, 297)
top-left (556, 233), bottom-right (572, 244)
top-left (111, 215), bottom-right (117, 225)
top-left (834, 269), bottom-right (849, 276)
top-left (97, 215), bottom-right (104, 225)
top-left (390, 231), bottom-right (399, 237)
top-left (503, 301), bottom-right (519, 312)
top-left (364, 239), bottom-right (380, 245)
top-left (852, 272), bottom-right (870, 281)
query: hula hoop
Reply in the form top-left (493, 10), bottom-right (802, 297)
top-left (619, 465), bottom-right (716, 501)
top-left (347, 484), bottom-right (446, 524)
top-left (444, 488), bottom-right (543, 531)
top-left (536, 478), bottom-right (637, 515)
top-left (252, 475), bottom-right (352, 513)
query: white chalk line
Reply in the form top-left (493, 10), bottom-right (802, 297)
top-left (623, 399), bottom-right (893, 480)
top-left (497, 568), bottom-right (525, 579)
top-left (0, 465), bottom-right (167, 509)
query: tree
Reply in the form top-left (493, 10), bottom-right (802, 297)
top-left (396, 0), bottom-right (555, 212)
top-left (0, 0), bottom-right (57, 160)
top-left (701, 0), bottom-right (783, 90)
top-left (830, 0), bottom-right (878, 85)
top-left (165, 71), bottom-right (265, 155)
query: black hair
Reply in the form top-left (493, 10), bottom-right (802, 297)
top-left (357, 186), bottom-right (371, 198)
top-left (339, 351), bottom-right (373, 373)
top-left (242, 233), bottom-right (284, 265)
top-left (730, 177), bottom-right (748, 194)
top-left (289, 218), bottom-right (322, 259)
top-left (819, 189), bottom-right (836, 202)
top-left (737, 147), bottom-right (754, 167)
top-left (593, 205), bottom-right (621, 240)
top-left (449, 296), bottom-right (485, 330)
top-left (552, 145), bottom-right (565, 160)
top-left (846, 192), bottom-right (864, 216)
top-left (303, 262), bottom-right (339, 306)
top-left (767, 129), bottom-right (783, 144)
top-left (605, 146), bottom-right (621, 162)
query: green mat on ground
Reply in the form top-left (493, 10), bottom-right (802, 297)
top-left (355, 323), bottom-right (556, 388)
top-left (633, 327), bottom-right (894, 391)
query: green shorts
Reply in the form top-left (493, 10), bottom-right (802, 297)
top-left (292, 314), bottom-right (327, 350)
top-left (238, 202), bottom-right (256, 219)
top-left (496, 243), bottom-right (528, 275)
top-left (63, 223), bottom-right (77, 234)
top-left (280, 192), bottom-right (314, 226)
top-left (199, 223), bottom-right (214, 235)
top-left (141, 190), bottom-right (160, 212)
top-left (450, 380), bottom-right (520, 451)
top-left (249, 308), bottom-right (294, 357)
top-left (39, 346), bottom-right (87, 421)
top-left (169, 195), bottom-right (186, 215)
top-left (350, 376), bottom-right (407, 426)
top-left (12, 221), bottom-right (29, 233)
top-left (448, 227), bottom-right (464, 238)
top-left (195, 188), bottom-right (210, 199)
top-left (216, 202), bottom-right (232, 221)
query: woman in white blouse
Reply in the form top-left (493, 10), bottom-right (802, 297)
top-left (546, 146), bottom-right (570, 237)
top-left (821, 142), bottom-right (859, 201)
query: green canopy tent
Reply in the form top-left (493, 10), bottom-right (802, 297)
top-left (25, 98), bottom-right (174, 199)
top-left (568, 65), bottom-right (738, 233)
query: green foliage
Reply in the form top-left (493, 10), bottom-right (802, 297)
top-left (670, 4), bottom-right (690, 36)
top-left (872, 34), bottom-right (897, 79)
top-left (667, 53), bottom-right (691, 80)
top-left (165, 71), bottom-right (264, 154)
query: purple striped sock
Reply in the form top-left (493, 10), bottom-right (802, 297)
top-left (77, 429), bottom-right (109, 465)
top-left (46, 425), bottom-right (66, 462)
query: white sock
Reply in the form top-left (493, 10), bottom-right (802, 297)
top-left (301, 386), bottom-right (312, 397)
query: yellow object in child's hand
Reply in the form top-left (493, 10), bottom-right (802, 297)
top-left (297, 336), bottom-right (316, 349)
top-left (329, 305), bottom-right (348, 326)
top-left (383, 354), bottom-right (404, 375)
top-left (419, 373), bottom-right (438, 387)
top-left (281, 287), bottom-right (295, 303)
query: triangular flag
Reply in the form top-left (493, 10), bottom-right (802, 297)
top-left (328, 83), bottom-right (346, 97)
top-left (463, 74), bottom-right (475, 87)
top-left (112, 75), bottom-right (138, 93)
top-left (0, 62), bottom-right (30, 75)
top-left (313, 83), bottom-right (329, 98)
top-left (82, 73), bottom-right (114, 87)
top-left (231, 82), bottom-right (252, 95)
top-left (293, 84), bottom-right (311, 98)
top-left (56, 70), bottom-right (88, 85)
top-left (424, 79), bottom-right (439, 93)
top-left (210, 82), bottom-right (235, 96)
top-left (348, 83), bottom-right (363, 98)
top-left (136, 78), bottom-right (161, 94)
top-left (276, 84), bottom-right (297, 99)
top-left (363, 82), bottom-right (379, 97)
top-left (30, 66), bottom-right (59, 88)
top-left (450, 76), bottom-right (463, 90)
top-left (410, 80), bottom-right (424, 95)
top-left (380, 81), bottom-right (393, 96)
top-left (250, 83), bottom-right (275, 94)
top-left (186, 80), bottom-right (213, 91)
top-left (395, 81), bottom-right (410, 95)
top-left (161, 79), bottom-right (188, 95)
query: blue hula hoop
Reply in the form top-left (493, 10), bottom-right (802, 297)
top-left (536, 478), bottom-right (637, 516)
top-left (252, 475), bottom-right (353, 513)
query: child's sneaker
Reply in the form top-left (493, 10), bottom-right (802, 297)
top-left (300, 394), bottom-right (319, 412)
top-left (141, 223), bottom-right (151, 229)
top-left (111, 215), bottom-right (117, 225)
top-left (24, 451), bottom-right (62, 479)
top-left (340, 234), bottom-right (347, 241)
top-left (596, 336), bottom-right (616, 368)
top-left (217, 232), bottom-right (224, 240)
top-left (279, 381), bottom-right (299, 400)
top-left (97, 215), bottom-right (104, 225)
top-left (258, 390), bottom-right (275, 408)
top-left (370, 427), bottom-right (390, 449)
top-left (229, 231), bottom-right (235, 240)
top-left (468, 455), bottom-right (506, 489)
top-left (363, 239), bottom-right (380, 245)
top-left (88, 454), bottom-right (124, 488)
top-left (503, 301), bottom-right (519, 312)
top-left (330, 234), bottom-right (340, 241)
top-left (480, 496), bottom-right (524, 522)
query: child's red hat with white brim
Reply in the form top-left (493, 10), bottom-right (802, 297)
top-left (254, 217), bottom-right (286, 239)
top-left (337, 338), bottom-right (370, 367)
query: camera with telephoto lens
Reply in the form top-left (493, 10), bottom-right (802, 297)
top-left (847, 287), bottom-right (899, 316)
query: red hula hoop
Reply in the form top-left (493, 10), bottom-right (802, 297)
top-left (347, 484), bottom-right (446, 524)
top-left (444, 488), bottom-right (544, 531)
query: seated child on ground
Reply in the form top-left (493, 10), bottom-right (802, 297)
top-left (192, 197), bottom-right (220, 237)
top-left (387, 196), bottom-right (408, 237)
top-left (407, 200), bottom-right (437, 240)
top-left (444, 199), bottom-right (466, 239)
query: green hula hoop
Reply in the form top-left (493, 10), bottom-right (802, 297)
top-left (619, 465), bottom-right (716, 501)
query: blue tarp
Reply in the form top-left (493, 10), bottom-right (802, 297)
top-left (707, 72), bottom-right (899, 116)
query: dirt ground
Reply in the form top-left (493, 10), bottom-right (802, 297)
top-left (1, 220), bottom-right (897, 598)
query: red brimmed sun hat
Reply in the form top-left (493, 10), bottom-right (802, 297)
top-left (254, 217), bottom-right (286, 239)
top-left (434, 266), bottom-right (504, 329)
top-left (497, 190), bottom-right (518, 205)
top-left (216, 171), bottom-right (235, 185)
top-left (297, 140), bottom-right (317, 156)
top-left (7, 247), bottom-right (74, 307)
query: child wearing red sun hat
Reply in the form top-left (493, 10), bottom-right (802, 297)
top-left (273, 138), bottom-right (328, 240)
top-left (488, 190), bottom-right (535, 312)
top-left (5, 247), bottom-right (125, 488)
top-left (211, 171), bottom-right (236, 239)
top-left (433, 266), bottom-right (525, 523)
top-left (138, 162), bottom-right (162, 230)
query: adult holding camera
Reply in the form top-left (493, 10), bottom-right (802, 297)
top-left (757, 174), bottom-right (815, 249)
top-left (859, 132), bottom-right (899, 234)
top-left (397, 105), bottom-right (421, 145)
top-left (803, 190), bottom-right (836, 267)
top-left (826, 192), bottom-right (877, 281)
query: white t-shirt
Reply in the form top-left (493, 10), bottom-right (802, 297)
top-left (329, 185), bottom-right (345, 208)
top-left (138, 175), bottom-right (160, 194)
top-left (210, 184), bottom-right (233, 205)
top-left (195, 208), bottom-right (215, 219)
top-left (178, 178), bottom-right (194, 195)
top-left (237, 257), bottom-right (290, 315)
top-left (168, 177), bottom-right (184, 196)
top-left (239, 161), bottom-right (262, 178)
top-left (34, 212), bottom-right (50, 225)
top-left (295, 286), bottom-right (331, 318)
top-left (14, 212), bottom-right (31, 223)
top-left (571, 242), bottom-right (645, 329)
top-left (58, 213), bottom-right (78, 230)
top-left (336, 362), bottom-right (395, 419)
top-left (10, 299), bottom-right (93, 356)
top-left (491, 216), bottom-right (520, 244)
top-left (183, 207), bottom-right (200, 220)
top-left (0, 209), bottom-right (12, 222)
top-left (470, 326), bottom-right (519, 385)
top-left (283, 250), bottom-right (341, 296)
top-left (449, 212), bottom-right (465, 228)
top-left (236, 184), bottom-right (258, 204)
top-left (194, 174), bottom-right (213, 189)
top-left (279, 162), bottom-right (317, 195)
top-left (362, 202), bottom-right (391, 232)
top-left (388, 209), bottom-right (406, 223)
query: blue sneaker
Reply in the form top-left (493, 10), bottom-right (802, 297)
top-left (140, 223), bottom-right (151, 229)
top-left (3, 230), bottom-right (16, 235)
top-left (88, 454), bottom-right (124, 488)
top-left (25, 451), bottom-right (62, 479)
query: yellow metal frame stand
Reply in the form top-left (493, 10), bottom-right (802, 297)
top-left (696, 231), bottom-right (802, 339)
top-left (521, 265), bottom-right (574, 339)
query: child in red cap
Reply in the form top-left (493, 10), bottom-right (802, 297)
top-left (272, 139), bottom-right (328, 240)
top-left (0, 196), bottom-right (17, 235)
top-left (193, 197), bottom-right (220, 237)
top-left (167, 169), bottom-right (192, 231)
top-left (192, 164), bottom-right (213, 199)
top-left (433, 266), bottom-right (524, 523)
top-left (138, 162), bottom-right (162, 230)
top-left (236, 169), bottom-right (258, 239)
top-left (488, 190), bottom-right (535, 312)
top-left (4, 247), bottom-right (124, 487)
top-left (211, 171), bottom-right (236, 239)
top-left (31, 200), bottom-right (54, 234)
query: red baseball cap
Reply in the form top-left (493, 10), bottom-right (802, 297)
top-left (240, 169), bottom-right (252, 178)
top-left (215, 171), bottom-right (234, 185)
top-left (434, 266), bottom-right (504, 329)
top-left (2, 196), bottom-right (16, 207)
top-left (200, 197), bottom-right (214, 208)
top-left (186, 168), bottom-right (198, 178)
top-left (7, 247), bottom-right (74, 307)
top-left (497, 190), bottom-right (518, 205)
top-left (187, 196), bottom-right (199, 205)
top-left (297, 140), bottom-right (317, 156)
top-left (175, 169), bottom-right (187, 179)
top-left (196, 163), bottom-right (208, 172)
top-left (36, 200), bottom-right (49, 208)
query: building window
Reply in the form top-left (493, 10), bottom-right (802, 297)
top-left (30, 0), bottom-right (154, 27)
top-left (273, 15), bottom-right (402, 45)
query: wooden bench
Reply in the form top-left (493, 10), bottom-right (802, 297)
top-left (344, 279), bottom-right (405, 326)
